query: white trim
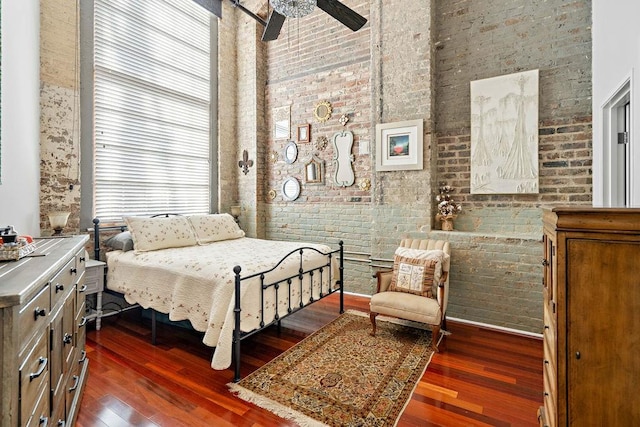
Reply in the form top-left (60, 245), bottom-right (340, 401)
top-left (447, 316), bottom-right (542, 339)
top-left (597, 74), bottom-right (632, 207)
top-left (346, 292), bottom-right (542, 339)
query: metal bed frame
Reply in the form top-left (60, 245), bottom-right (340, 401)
top-left (92, 217), bottom-right (344, 382)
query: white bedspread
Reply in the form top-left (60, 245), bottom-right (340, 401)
top-left (105, 237), bottom-right (338, 370)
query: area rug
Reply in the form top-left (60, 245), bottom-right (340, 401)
top-left (228, 310), bottom-right (435, 427)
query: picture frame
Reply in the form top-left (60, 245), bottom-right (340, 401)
top-left (375, 119), bottom-right (423, 171)
top-left (297, 124), bottom-right (310, 143)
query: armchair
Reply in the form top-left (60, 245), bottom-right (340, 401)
top-left (369, 238), bottom-right (451, 351)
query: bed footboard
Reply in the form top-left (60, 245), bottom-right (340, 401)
top-left (231, 241), bottom-right (344, 382)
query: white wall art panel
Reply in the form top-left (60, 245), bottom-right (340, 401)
top-left (470, 69), bottom-right (539, 194)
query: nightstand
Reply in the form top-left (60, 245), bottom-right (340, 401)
top-left (84, 258), bottom-right (106, 330)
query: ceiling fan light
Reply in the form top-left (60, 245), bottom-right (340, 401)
top-left (270, 0), bottom-right (316, 18)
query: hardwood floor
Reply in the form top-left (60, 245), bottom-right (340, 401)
top-left (77, 293), bottom-right (542, 427)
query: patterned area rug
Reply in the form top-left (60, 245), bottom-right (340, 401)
top-left (228, 311), bottom-right (435, 426)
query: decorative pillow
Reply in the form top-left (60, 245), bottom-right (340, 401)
top-left (187, 213), bottom-right (245, 244)
top-left (104, 231), bottom-right (134, 252)
top-left (124, 216), bottom-right (198, 253)
top-left (389, 247), bottom-right (450, 298)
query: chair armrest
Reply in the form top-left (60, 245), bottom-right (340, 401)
top-left (375, 269), bottom-right (393, 293)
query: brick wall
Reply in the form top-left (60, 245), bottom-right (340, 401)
top-left (435, 0), bottom-right (593, 224)
top-left (260, 0), bottom-right (592, 332)
top-left (37, 0), bottom-right (593, 333)
top-left (262, 1), bottom-right (375, 294)
top-left (39, 0), bottom-right (81, 235)
top-left (428, 0), bottom-right (592, 331)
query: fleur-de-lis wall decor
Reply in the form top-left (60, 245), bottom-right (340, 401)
top-left (238, 149), bottom-right (254, 175)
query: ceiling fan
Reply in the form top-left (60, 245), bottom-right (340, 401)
top-left (262, 0), bottom-right (367, 41)
top-left (191, 0), bottom-right (367, 42)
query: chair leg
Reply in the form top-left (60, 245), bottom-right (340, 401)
top-left (370, 312), bottom-right (378, 336)
top-left (430, 324), bottom-right (441, 352)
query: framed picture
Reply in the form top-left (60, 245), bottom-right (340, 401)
top-left (375, 119), bottom-right (423, 171)
top-left (297, 124), bottom-right (310, 143)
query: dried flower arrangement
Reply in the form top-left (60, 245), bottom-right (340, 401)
top-left (435, 183), bottom-right (462, 220)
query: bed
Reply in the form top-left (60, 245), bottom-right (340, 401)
top-left (92, 214), bottom-right (343, 382)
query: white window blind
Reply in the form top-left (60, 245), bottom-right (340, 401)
top-left (94, 0), bottom-right (211, 223)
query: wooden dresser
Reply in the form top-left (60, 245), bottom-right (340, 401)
top-left (1, 235), bottom-right (89, 426)
top-left (540, 208), bottom-right (640, 426)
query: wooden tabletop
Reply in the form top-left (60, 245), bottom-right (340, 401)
top-left (0, 235), bottom-right (88, 308)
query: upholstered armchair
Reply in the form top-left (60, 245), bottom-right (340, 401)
top-left (369, 238), bottom-right (451, 351)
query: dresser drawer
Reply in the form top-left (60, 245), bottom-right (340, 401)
top-left (51, 258), bottom-right (75, 310)
top-left (24, 383), bottom-right (49, 427)
top-left (542, 364), bottom-right (556, 427)
top-left (19, 331), bottom-right (49, 425)
top-left (18, 285), bottom-right (50, 352)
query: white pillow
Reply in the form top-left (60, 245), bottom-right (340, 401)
top-left (124, 216), bottom-right (198, 253)
top-left (188, 213), bottom-right (245, 244)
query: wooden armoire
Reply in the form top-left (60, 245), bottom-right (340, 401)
top-left (540, 207), bottom-right (640, 426)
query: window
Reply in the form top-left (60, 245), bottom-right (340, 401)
top-left (81, 0), bottom-right (217, 225)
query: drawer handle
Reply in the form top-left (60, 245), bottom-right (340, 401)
top-left (78, 317), bottom-right (88, 328)
top-left (80, 256), bottom-right (86, 262)
top-left (70, 267), bottom-right (77, 275)
top-left (39, 416), bottom-right (48, 427)
top-left (79, 284), bottom-right (88, 293)
top-left (29, 357), bottom-right (48, 381)
top-left (576, 351), bottom-right (581, 360)
top-left (34, 307), bottom-right (46, 320)
top-left (69, 375), bottom-right (80, 392)
top-left (79, 350), bottom-right (87, 364)
top-left (542, 259), bottom-right (549, 266)
top-left (63, 333), bottom-right (73, 345)
top-left (544, 360), bottom-right (549, 365)
top-left (57, 420), bottom-right (66, 427)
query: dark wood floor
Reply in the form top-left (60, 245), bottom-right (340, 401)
top-left (77, 293), bottom-right (543, 427)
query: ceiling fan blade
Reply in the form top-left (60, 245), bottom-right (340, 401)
top-left (316, 0), bottom-right (367, 32)
top-left (262, 10), bottom-right (286, 41)
top-left (191, 0), bottom-right (222, 18)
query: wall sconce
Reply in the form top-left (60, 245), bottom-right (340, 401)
top-left (230, 205), bottom-right (241, 223)
top-left (48, 211), bottom-right (70, 235)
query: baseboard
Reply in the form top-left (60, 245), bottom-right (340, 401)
top-left (447, 316), bottom-right (543, 339)
top-left (341, 292), bottom-right (542, 339)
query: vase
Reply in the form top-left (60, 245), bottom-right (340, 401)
top-left (441, 218), bottom-right (454, 231)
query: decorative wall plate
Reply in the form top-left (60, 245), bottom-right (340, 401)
top-left (313, 100), bottom-right (332, 123)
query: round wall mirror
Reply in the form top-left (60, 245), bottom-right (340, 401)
top-left (284, 141), bottom-right (298, 164)
top-left (281, 177), bottom-right (301, 201)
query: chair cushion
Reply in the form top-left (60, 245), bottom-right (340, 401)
top-left (389, 247), bottom-right (449, 298)
top-left (370, 292), bottom-right (442, 325)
